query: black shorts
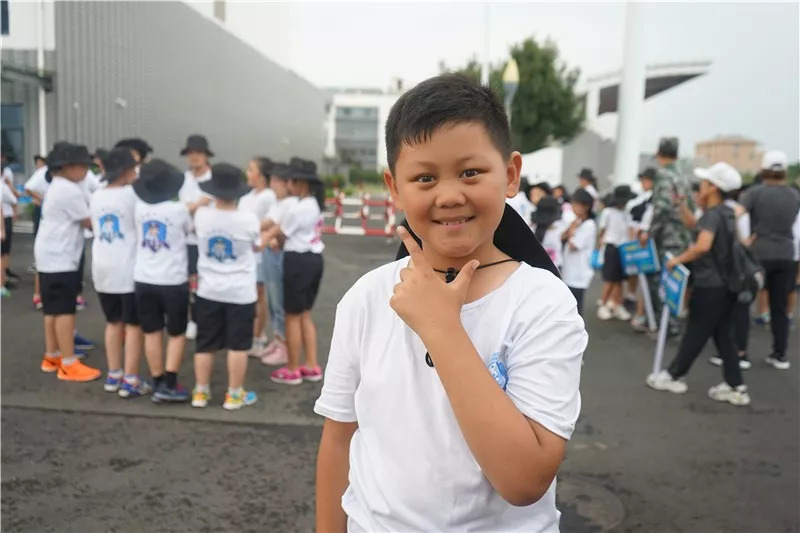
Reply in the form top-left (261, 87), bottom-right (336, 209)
top-left (39, 271), bottom-right (80, 315)
top-left (602, 244), bottom-right (625, 282)
top-left (283, 251), bottom-right (323, 314)
top-left (134, 282), bottom-right (189, 336)
top-left (193, 296), bottom-right (255, 352)
top-left (1, 217), bottom-right (12, 255)
top-left (188, 244), bottom-right (199, 276)
top-left (98, 292), bottom-right (140, 325)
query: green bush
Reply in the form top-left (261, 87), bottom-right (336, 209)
top-left (349, 167), bottom-right (383, 186)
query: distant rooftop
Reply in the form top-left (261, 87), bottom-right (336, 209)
top-left (696, 135), bottom-right (759, 145)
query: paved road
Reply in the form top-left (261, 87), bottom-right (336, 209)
top-left (2, 233), bottom-right (798, 532)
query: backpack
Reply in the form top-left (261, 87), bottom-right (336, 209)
top-left (717, 207), bottom-right (765, 303)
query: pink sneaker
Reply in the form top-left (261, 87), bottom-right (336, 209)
top-left (300, 365), bottom-right (323, 383)
top-left (261, 342), bottom-right (288, 366)
top-left (270, 367), bottom-right (302, 385)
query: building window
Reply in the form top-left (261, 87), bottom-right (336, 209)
top-left (1, 0), bottom-right (8, 35)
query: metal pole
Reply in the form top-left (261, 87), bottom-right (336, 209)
top-left (481, 3), bottom-right (490, 85)
top-left (612, 1), bottom-right (646, 186)
top-left (37, 0), bottom-right (47, 154)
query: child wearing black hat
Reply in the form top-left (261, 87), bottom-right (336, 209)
top-left (34, 143), bottom-right (102, 382)
top-left (264, 158), bottom-right (325, 385)
top-left (90, 147), bottom-right (150, 397)
top-left (133, 159), bottom-right (193, 402)
top-left (315, 74), bottom-right (584, 531)
top-left (596, 186), bottom-right (634, 322)
top-left (190, 163), bottom-right (262, 410)
top-left (561, 188), bottom-right (598, 316)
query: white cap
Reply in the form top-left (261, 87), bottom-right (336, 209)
top-left (761, 150), bottom-right (788, 172)
top-left (694, 162), bottom-right (742, 192)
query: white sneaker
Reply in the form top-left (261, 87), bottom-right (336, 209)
top-left (708, 382), bottom-right (751, 406)
top-left (612, 305), bottom-right (632, 321)
top-left (597, 305), bottom-right (613, 321)
top-left (765, 354), bottom-right (790, 370)
top-left (646, 370), bottom-right (688, 394)
top-left (248, 339), bottom-right (263, 357)
top-left (185, 320), bottom-right (198, 340)
top-left (709, 356), bottom-right (723, 367)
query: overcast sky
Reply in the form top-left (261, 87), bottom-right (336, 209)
top-left (221, 1), bottom-right (799, 160)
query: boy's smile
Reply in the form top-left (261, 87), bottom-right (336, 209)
top-left (385, 122), bottom-right (521, 268)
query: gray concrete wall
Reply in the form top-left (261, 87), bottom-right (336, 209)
top-left (53, 1), bottom-right (325, 167)
top-left (562, 129), bottom-right (617, 194)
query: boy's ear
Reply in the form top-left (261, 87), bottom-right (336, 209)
top-left (506, 151), bottom-right (523, 199)
top-left (384, 168), bottom-right (402, 210)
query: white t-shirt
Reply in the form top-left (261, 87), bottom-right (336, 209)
top-left (25, 166), bottom-right (50, 198)
top-left (583, 184), bottom-right (599, 200)
top-left (792, 208), bottom-right (800, 262)
top-left (561, 219), bottom-right (598, 289)
top-left (238, 188), bottom-right (276, 264)
top-left (133, 200), bottom-right (193, 286)
top-left (724, 199), bottom-right (752, 244)
top-left (195, 206), bottom-right (261, 304)
top-left (33, 177), bottom-right (89, 273)
top-left (281, 196), bottom-right (324, 254)
top-left (178, 168), bottom-right (212, 245)
top-left (598, 207), bottom-right (630, 246)
top-left (90, 186), bottom-right (138, 293)
top-left (2, 180), bottom-right (18, 218)
top-left (640, 204), bottom-right (654, 232)
top-left (506, 192), bottom-right (534, 224)
top-left (315, 259), bottom-right (585, 533)
top-left (535, 220), bottom-right (565, 269)
top-left (266, 196), bottom-right (299, 224)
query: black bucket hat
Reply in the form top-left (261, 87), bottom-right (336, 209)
top-left (114, 138), bottom-right (153, 161)
top-left (270, 162), bottom-right (291, 180)
top-left (48, 143), bottom-right (93, 170)
top-left (101, 147), bottom-right (138, 183)
top-left (613, 184), bottom-right (637, 205)
top-left (395, 203), bottom-right (560, 279)
top-left (132, 159), bottom-right (185, 204)
top-left (531, 196), bottom-right (561, 228)
top-left (180, 135), bottom-right (214, 157)
top-left (289, 158), bottom-right (321, 182)
top-left (638, 167), bottom-right (656, 181)
top-left (571, 188), bottom-right (595, 207)
top-left (199, 163), bottom-right (251, 201)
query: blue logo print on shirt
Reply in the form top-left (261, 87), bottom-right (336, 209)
top-left (208, 236), bottom-right (237, 262)
top-left (488, 352), bottom-right (508, 391)
top-left (142, 221), bottom-right (170, 252)
top-left (98, 214), bottom-right (124, 243)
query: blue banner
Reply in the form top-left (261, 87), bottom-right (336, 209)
top-left (659, 253), bottom-right (690, 317)
top-left (619, 239), bottom-right (660, 275)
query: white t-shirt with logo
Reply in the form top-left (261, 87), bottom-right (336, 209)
top-left (598, 207), bottom-right (630, 246)
top-left (281, 196), bottom-right (324, 254)
top-left (90, 186), bottom-right (138, 293)
top-left (2, 180), bottom-right (18, 218)
top-left (195, 206), bottom-right (261, 305)
top-left (133, 200), bottom-right (193, 286)
top-left (178, 168), bottom-right (212, 246)
top-left (33, 177), bottom-right (90, 273)
top-left (315, 259), bottom-right (585, 533)
top-left (561, 219), bottom-right (598, 289)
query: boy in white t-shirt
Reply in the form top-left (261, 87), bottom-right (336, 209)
top-left (239, 157), bottom-right (277, 356)
top-left (257, 162), bottom-right (298, 365)
top-left (132, 160), bottom-right (193, 403)
top-left (191, 163), bottom-right (262, 410)
top-left (90, 148), bottom-right (151, 397)
top-left (34, 144), bottom-right (101, 382)
top-left (596, 186), bottom-right (634, 322)
top-left (315, 74), bottom-right (585, 532)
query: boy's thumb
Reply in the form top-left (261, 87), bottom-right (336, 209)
top-left (452, 260), bottom-right (479, 291)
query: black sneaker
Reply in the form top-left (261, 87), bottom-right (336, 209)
top-left (765, 353), bottom-right (790, 370)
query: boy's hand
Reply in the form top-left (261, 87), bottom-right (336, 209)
top-left (391, 227), bottom-right (478, 340)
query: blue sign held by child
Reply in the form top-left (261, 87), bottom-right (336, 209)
top-left (658, 253), bottom-right (690, 318)
top-left (619, 239), bottom-right (660, 276)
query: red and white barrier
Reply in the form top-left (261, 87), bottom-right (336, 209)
top-left (322, 192), bottom-right (396, 237)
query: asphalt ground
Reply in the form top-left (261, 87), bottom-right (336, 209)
top-left (2, 232), bottom-right (798, 533)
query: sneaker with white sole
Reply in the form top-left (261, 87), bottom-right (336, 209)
top-left (709, 355), bottom-right (751, 370)
top-left (765, 353), bottom-right (790, 370)
top-left (708, 382), bottom-right (751, 406)
top-left (597, 305), bottom-right (613, 321)
top-left (223, 390), bottom-right (257, 410)
top-left (612, 305), bottom-right (632, 321)
top-left (185, 320), bottom-right (198, 340)
top-left (191, 388), bottom-right (211, 408)
top-left (646, 370), bottom-right (688, 394)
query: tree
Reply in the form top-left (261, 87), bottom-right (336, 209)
top-left (441, 38), bottom-right (584, 154)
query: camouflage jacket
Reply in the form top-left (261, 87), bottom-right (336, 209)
top-left (649, 163), bottom-right (695, 255)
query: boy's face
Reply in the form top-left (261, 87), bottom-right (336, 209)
top-left (270, 175), bottom-right (288, 198)
top-left (640, 177), bottom-right (654, 192)
top-left (61, 164), bottom-right (89, 182)
top-left (385, 122), bottom-right (521, 263)
top-left (186, 150), bottom-right (208, 169)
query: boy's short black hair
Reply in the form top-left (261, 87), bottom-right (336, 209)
top-left (385, 74), bottom-right (512, 173)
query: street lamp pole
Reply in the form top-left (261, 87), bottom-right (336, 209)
top-left (502, 58), bottom-right (519, 124)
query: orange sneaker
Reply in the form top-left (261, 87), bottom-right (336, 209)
top-left (40, 355), bottom-right (62, 373)
top-left (57, 360), bottom-right (101, 382)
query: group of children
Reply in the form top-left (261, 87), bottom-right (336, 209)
top-left (30, 135), bottom-right (327, 410)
